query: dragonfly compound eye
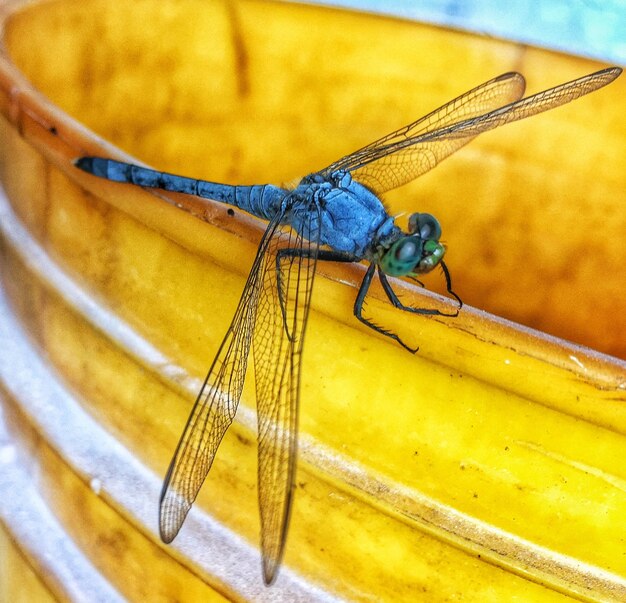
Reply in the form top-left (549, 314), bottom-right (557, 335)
top-left (408, 213), bottom-right (442, 241)
top-left (380, 236), bottom-right (423, 276)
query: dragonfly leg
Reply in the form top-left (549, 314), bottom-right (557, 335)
top-left (378, 265), bottom-right (462, 318)
top-left (275, 248), bottom-right (358, 340)
top-left (441, 260), bottom-right (463, 312)
top-left (354, 264), bottom-right (418, 353)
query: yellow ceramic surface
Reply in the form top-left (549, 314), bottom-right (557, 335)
top-left (0, 0), bottom-right (625, 601)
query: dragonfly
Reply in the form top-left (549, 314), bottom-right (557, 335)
top-left (75, 65), bottom-right (620, 584)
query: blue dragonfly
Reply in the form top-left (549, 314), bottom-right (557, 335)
top-left (75, 66), bottom-right (620, 584)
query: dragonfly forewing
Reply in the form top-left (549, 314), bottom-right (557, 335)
top-left (327, 67), bottom-right (620, 195)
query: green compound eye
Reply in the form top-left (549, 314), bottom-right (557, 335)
top-left (380, 236), bottom-right (423, 276)
top-left (381, 213), bottom-right (446, 276)
top-left (408, 213), bottom-right (442, 240)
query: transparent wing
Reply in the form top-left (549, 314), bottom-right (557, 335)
top-left (158, 207), bottom-right (286, 543)
top-left (320, 71), bottom-right (525, 192)
top-left (253, 200), bottom-right (321, 584)
top-left (322, 67), bottom-right (620, 194)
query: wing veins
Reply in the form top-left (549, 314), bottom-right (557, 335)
top-left (254, 201), bottom-right (321, 584)
top-left (158, 206), bottom-right (287, 543)
top-left (322, 67), bottom-right (620, 194)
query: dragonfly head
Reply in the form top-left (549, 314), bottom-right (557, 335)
top-left (379, 213), bottom-right (446, 277)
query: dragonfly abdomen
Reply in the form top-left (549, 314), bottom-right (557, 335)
top-left (232, 184), bottom-right (286, 220)
top-left (74, 157), bottom-right (287, 220)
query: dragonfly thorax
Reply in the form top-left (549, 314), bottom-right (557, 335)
top-left (291, 170), bottom-right (395, 257)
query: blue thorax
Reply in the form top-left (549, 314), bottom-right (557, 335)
top-left (287, 170), bottom-right (399, 258)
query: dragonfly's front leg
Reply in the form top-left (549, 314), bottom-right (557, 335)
top-left (275, 249), bottom-right (460, 352)
top-left (378, 264), bottom-right (462, 319)
top-left (274, 248), bottom-right (358, 340)
top-left (354, 264), bottom-right (419, 353)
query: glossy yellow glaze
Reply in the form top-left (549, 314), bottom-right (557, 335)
top-left (0, 0), bottom-right (625, 601)
top-left (0, 529), bottom-right (56, 603)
